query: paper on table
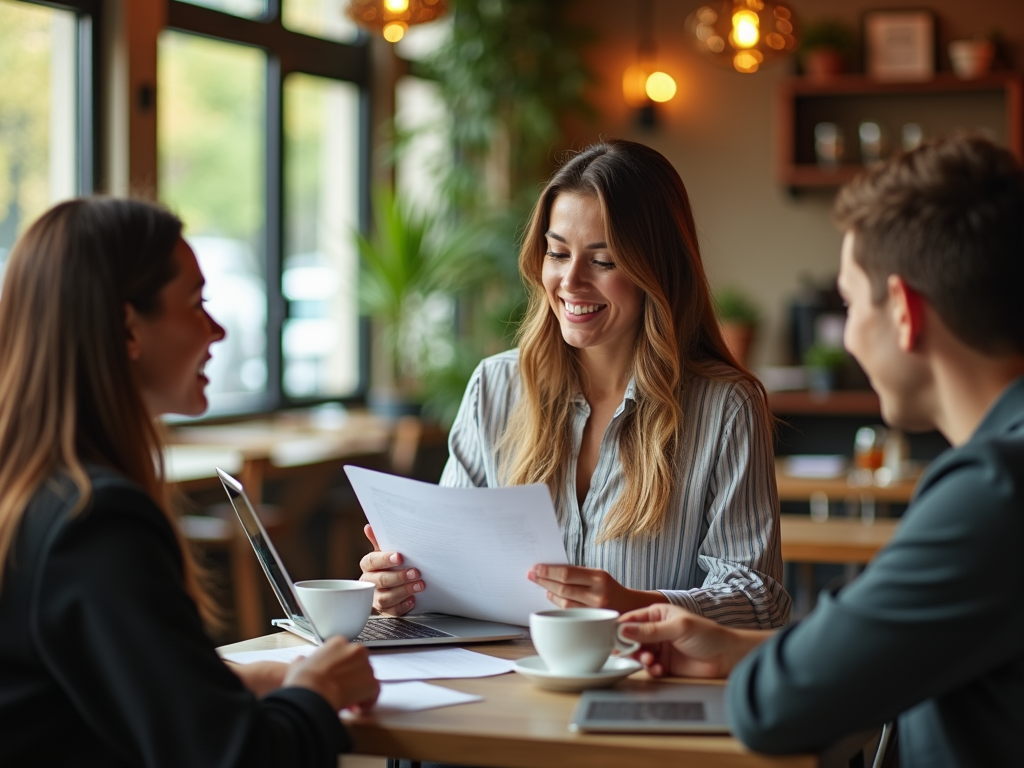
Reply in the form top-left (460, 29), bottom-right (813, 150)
top-left (344, 466), bottom-right (568, 626)
top-left (221, 645), bottom-right (312, 665)
top-left (222, 645), bottom-right (515, 682)
top-left (342, 681), bottom-right (482, 716)
top-left (368, 647), bottom-right (515, 681)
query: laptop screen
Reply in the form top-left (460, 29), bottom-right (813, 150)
top-left (216, 468), bottom-right (313, 634)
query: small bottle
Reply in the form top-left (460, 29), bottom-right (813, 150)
top-left (882, 429), bottom-right (908, 481)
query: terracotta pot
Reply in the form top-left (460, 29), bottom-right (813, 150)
top-left (949, 39), bottom-right (995, 80)
top-left (802, 47), bottom-right (846, 81)
top-left (721, 322), bottom-right (755, 367)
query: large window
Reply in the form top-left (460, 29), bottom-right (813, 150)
top-left (0, 0), bottom-right (98, 281)
top-left (158, 31), bottom-right (269, 411)
top-left (162, 1), bottom-right (369, 414)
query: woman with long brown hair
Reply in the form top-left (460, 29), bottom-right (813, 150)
top-left (0, 197), bottom-right (378, 767)
top-left (362, 140), bottom-right (789, 629)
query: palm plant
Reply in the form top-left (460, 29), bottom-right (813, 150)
top-left (355, 188), bottom-right (492, 408)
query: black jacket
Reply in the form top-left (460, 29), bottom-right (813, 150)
top-left (0, 466), bottom-right (350, 767)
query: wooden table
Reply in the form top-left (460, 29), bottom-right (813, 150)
top-left (166, 412), bottom-right (393, 639)
top-left (776, 470), bottom-right (918, 506)
top-left (220, 632), bottom-right (876, 768)
top-left (779, 514), bottom-right (899, 564)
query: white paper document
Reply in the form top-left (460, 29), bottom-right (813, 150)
top-left (221, 645), bottom-right (313, 666)
top-left (223, 645), bottom-right (515, 682)
top-left (368, 647), bottom-right (515, 681)
top-left (342, 681), bottom-right (482, 716)
top-left (344, 466), bottom-right (568, 626)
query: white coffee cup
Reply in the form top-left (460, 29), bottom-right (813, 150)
top-left (529, 608), bottom-right (640, 675)
top-left (294, 579), bottom-right (374, 641)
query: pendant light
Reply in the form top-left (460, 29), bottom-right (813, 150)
top-left (622, 0), bottom-right (677, 128)
top-left (346, 0), bottom-right (448, 43)
top-left (686, 0), bottom-right (798, 74)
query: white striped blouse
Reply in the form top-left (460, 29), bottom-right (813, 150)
top-left (439, 349), bottom-right (791, 629)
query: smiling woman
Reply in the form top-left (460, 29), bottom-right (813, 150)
top-left (360, 139), bottom-right (790, 631)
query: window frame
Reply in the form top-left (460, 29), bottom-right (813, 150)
top-left (166, 0), bottom-right (372, 415)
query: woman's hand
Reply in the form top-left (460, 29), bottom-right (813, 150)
top-left (225, 661), bottom-right (288, 698)
top-left (283, 637), bottom-right (380, 714)
top-left (359, 524), bottom-right (423, 616)
top-left (618, 603), bottom-right (770, 679)
top-left (527, 564), bottom-right (668, 613)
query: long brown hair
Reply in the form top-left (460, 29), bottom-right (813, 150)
top-left (0, 197), bottom-right (218, 626)
top-left (501, 140), bottom-right (771, 540)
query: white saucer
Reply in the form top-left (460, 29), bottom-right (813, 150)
top-left (512, 655), bottom-right (643, 692)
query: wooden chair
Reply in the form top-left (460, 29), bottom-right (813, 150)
top-left (182, 503), bottom-right (286, 641)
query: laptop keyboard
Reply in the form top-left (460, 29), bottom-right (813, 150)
top-left (354, 617), bottom-right (456, 642)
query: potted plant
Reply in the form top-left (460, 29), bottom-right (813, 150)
top-left (714, 286), bottom-right (761, 367)
top-left (803, 343), bottom-right (848, 394)
top-left (799, 20), bottom-right (857, 80)
top-left (354, 188), bottom-right (487, 416)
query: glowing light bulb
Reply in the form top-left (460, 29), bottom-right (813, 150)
top-left (383, 21), bottom-right (407, 41)
top-left (734, 50), bottom-right (761, 73)
top-left (384, 0), bottom-right (410, 12)
top-left (622, 64), bottom-right (651, 107)
top-left (645, 72), bottom-right (677, 103)
top-left (731, 10), bottom-right (760, 48)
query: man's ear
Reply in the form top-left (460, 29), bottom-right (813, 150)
top-left (125, 303), bottom-right (143, 361)
top-left (887, 275), bottom-right (925, 352)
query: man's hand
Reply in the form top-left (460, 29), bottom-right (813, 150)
top-left (618, 603), bottom-right (771, 679)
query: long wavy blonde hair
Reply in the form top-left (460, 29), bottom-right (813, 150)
top-left (0, 198), bottom-right (219, 627)
top-left (500, 140), bottom-right (771, 540)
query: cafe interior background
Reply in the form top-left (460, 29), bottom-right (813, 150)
top-left (2, 0), bottom-right (1021, 641)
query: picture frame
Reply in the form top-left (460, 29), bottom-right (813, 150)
top-left (863, 9), bottom-right (936, 82)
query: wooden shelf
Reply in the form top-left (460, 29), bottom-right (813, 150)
top-left (777, 72), bottom-right (1024, 191)
top-left (769, 390), bottom-right (880, 416)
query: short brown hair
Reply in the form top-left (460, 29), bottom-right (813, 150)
top-left (834, 134), bottom-right (1024, 355)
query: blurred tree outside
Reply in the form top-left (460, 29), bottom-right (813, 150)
top-left (0, 0), bottom-right (74, 273)
top-left (158, 31), bottom-right (265, 246)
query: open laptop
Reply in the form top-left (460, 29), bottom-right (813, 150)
top-left (216, 468), bottom-right (524, 648)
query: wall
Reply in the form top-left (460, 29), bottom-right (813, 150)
top-left (569, 0), bottom-right (1024, 367)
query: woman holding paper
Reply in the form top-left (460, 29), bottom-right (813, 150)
top-left (0, 198), bottom-right (378, 767)
top-left (361, 139), bottom-right (789, 629)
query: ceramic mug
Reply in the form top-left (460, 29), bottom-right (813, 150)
top-left (293, 579), bottom-right (374, 640)
top-left (529, 608), bottom-right (640, 675)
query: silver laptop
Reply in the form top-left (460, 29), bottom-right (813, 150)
top-left (216, 468), bottom-right (524, 647)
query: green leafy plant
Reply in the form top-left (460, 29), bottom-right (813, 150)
top-left (355, 188), bottom-right (492, 403)
top-left (799, 20), bottom-right (857, 61)
top-left (803, 343), bottom-right (848, 370)
top-left (714, 287), bottom-right (761, 326)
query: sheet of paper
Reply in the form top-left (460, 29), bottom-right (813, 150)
top-left (222, 645), bottom-right (515, 683)
top-left (368, 647), bottom-right (515, 681)
top-left (345, 466), bottom-right (568, 625)
top-left (221, 645), bottom-right (313, 665)
top-left (342, 681), bottom-right (482, 716)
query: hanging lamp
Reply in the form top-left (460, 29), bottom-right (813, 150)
top-left (622, 0), bottom-right (677, 128)
top-left (346, 0), bottom-right (448, 43)
top-left (686, 0), bottom-right (798, 74)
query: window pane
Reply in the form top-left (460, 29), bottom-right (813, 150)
top-left (282, 73), bottom-right (360, 398)
top-left (395, 75), bottom-right (448, 212)
top-left (0, 0), bottom-right (78, 280)
top-left (176, 0), bottom-right (267, 20)
top-left (158, 30), bottom-right (268, 411)
top-left (283, 0), bottom-right (360, 44)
